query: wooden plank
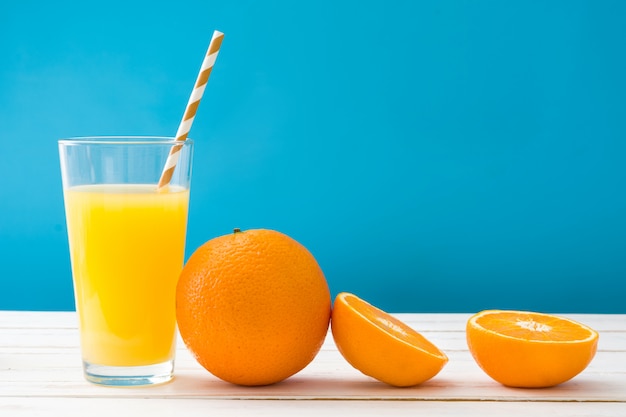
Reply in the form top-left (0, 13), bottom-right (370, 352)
top-left (1, 311), bottom-right (624, 332)
top-left (2, 356), bottom-right (625, 402)
top-left (1, 397), bottom-right (626, 417)
top-left (0, 311), bottom-right (77, 328)
top-left (2, 348), bottom-right (626, 376)
top-left (2, 327), bottom-right (625, 353)
top-left (2, 374), bottom-right (626, 402)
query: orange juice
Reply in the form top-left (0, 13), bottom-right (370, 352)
top-left (63, 184), bottom-right (189, 367)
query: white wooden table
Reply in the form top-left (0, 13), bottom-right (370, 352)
top-left (1, 311), bottom-right (624, 416)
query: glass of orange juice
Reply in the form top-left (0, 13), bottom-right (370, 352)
top-left (58, 136), bottom-right (193, 386)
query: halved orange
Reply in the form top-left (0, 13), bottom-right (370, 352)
top-left (331, 292), bottom-right (448, 387)
top-left (466, 310), bottom-right (599, 388)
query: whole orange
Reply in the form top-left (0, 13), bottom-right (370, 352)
top-left (176, 228), bottom-right (331, 386)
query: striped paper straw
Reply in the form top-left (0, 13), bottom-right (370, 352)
top-left (157, 30), bottom-right (224, 189)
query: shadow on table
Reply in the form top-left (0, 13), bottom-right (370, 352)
top-left (167, 372), bottom-right (622, 401)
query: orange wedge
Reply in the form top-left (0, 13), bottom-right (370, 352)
top-left (466, 310), bottom-right (599, 388)
top-left (331, 292), bottom-right (448, 387)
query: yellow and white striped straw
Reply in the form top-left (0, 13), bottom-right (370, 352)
top-left (158, 30), bottom-right (224, 189)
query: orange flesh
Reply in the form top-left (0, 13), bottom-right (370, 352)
top-left (345, 294), bottom-right (445, 357)
top-left (474, 311), bottom-right (596, 342)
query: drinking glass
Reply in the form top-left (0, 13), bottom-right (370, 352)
top-left (58, 136), bottom-right (193, 386)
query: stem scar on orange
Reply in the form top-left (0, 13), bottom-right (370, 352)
top-left (466, 310), bottom-right (599, 388)
top-left (176, 228), bottom-right (331, 386)
top-left (331, 292), bottom-right (448, 387)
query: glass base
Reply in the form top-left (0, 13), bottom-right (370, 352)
top-left (83, 359), bottom-right (174, 386)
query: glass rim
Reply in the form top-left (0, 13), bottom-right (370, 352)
top-left (58, 136), bottom-right (194, 145)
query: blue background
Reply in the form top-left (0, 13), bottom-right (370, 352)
top-left (1, 1), bottom-right (625, 313)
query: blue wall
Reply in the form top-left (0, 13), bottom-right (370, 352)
top-left (1, 1), bottom-right (625, 313)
